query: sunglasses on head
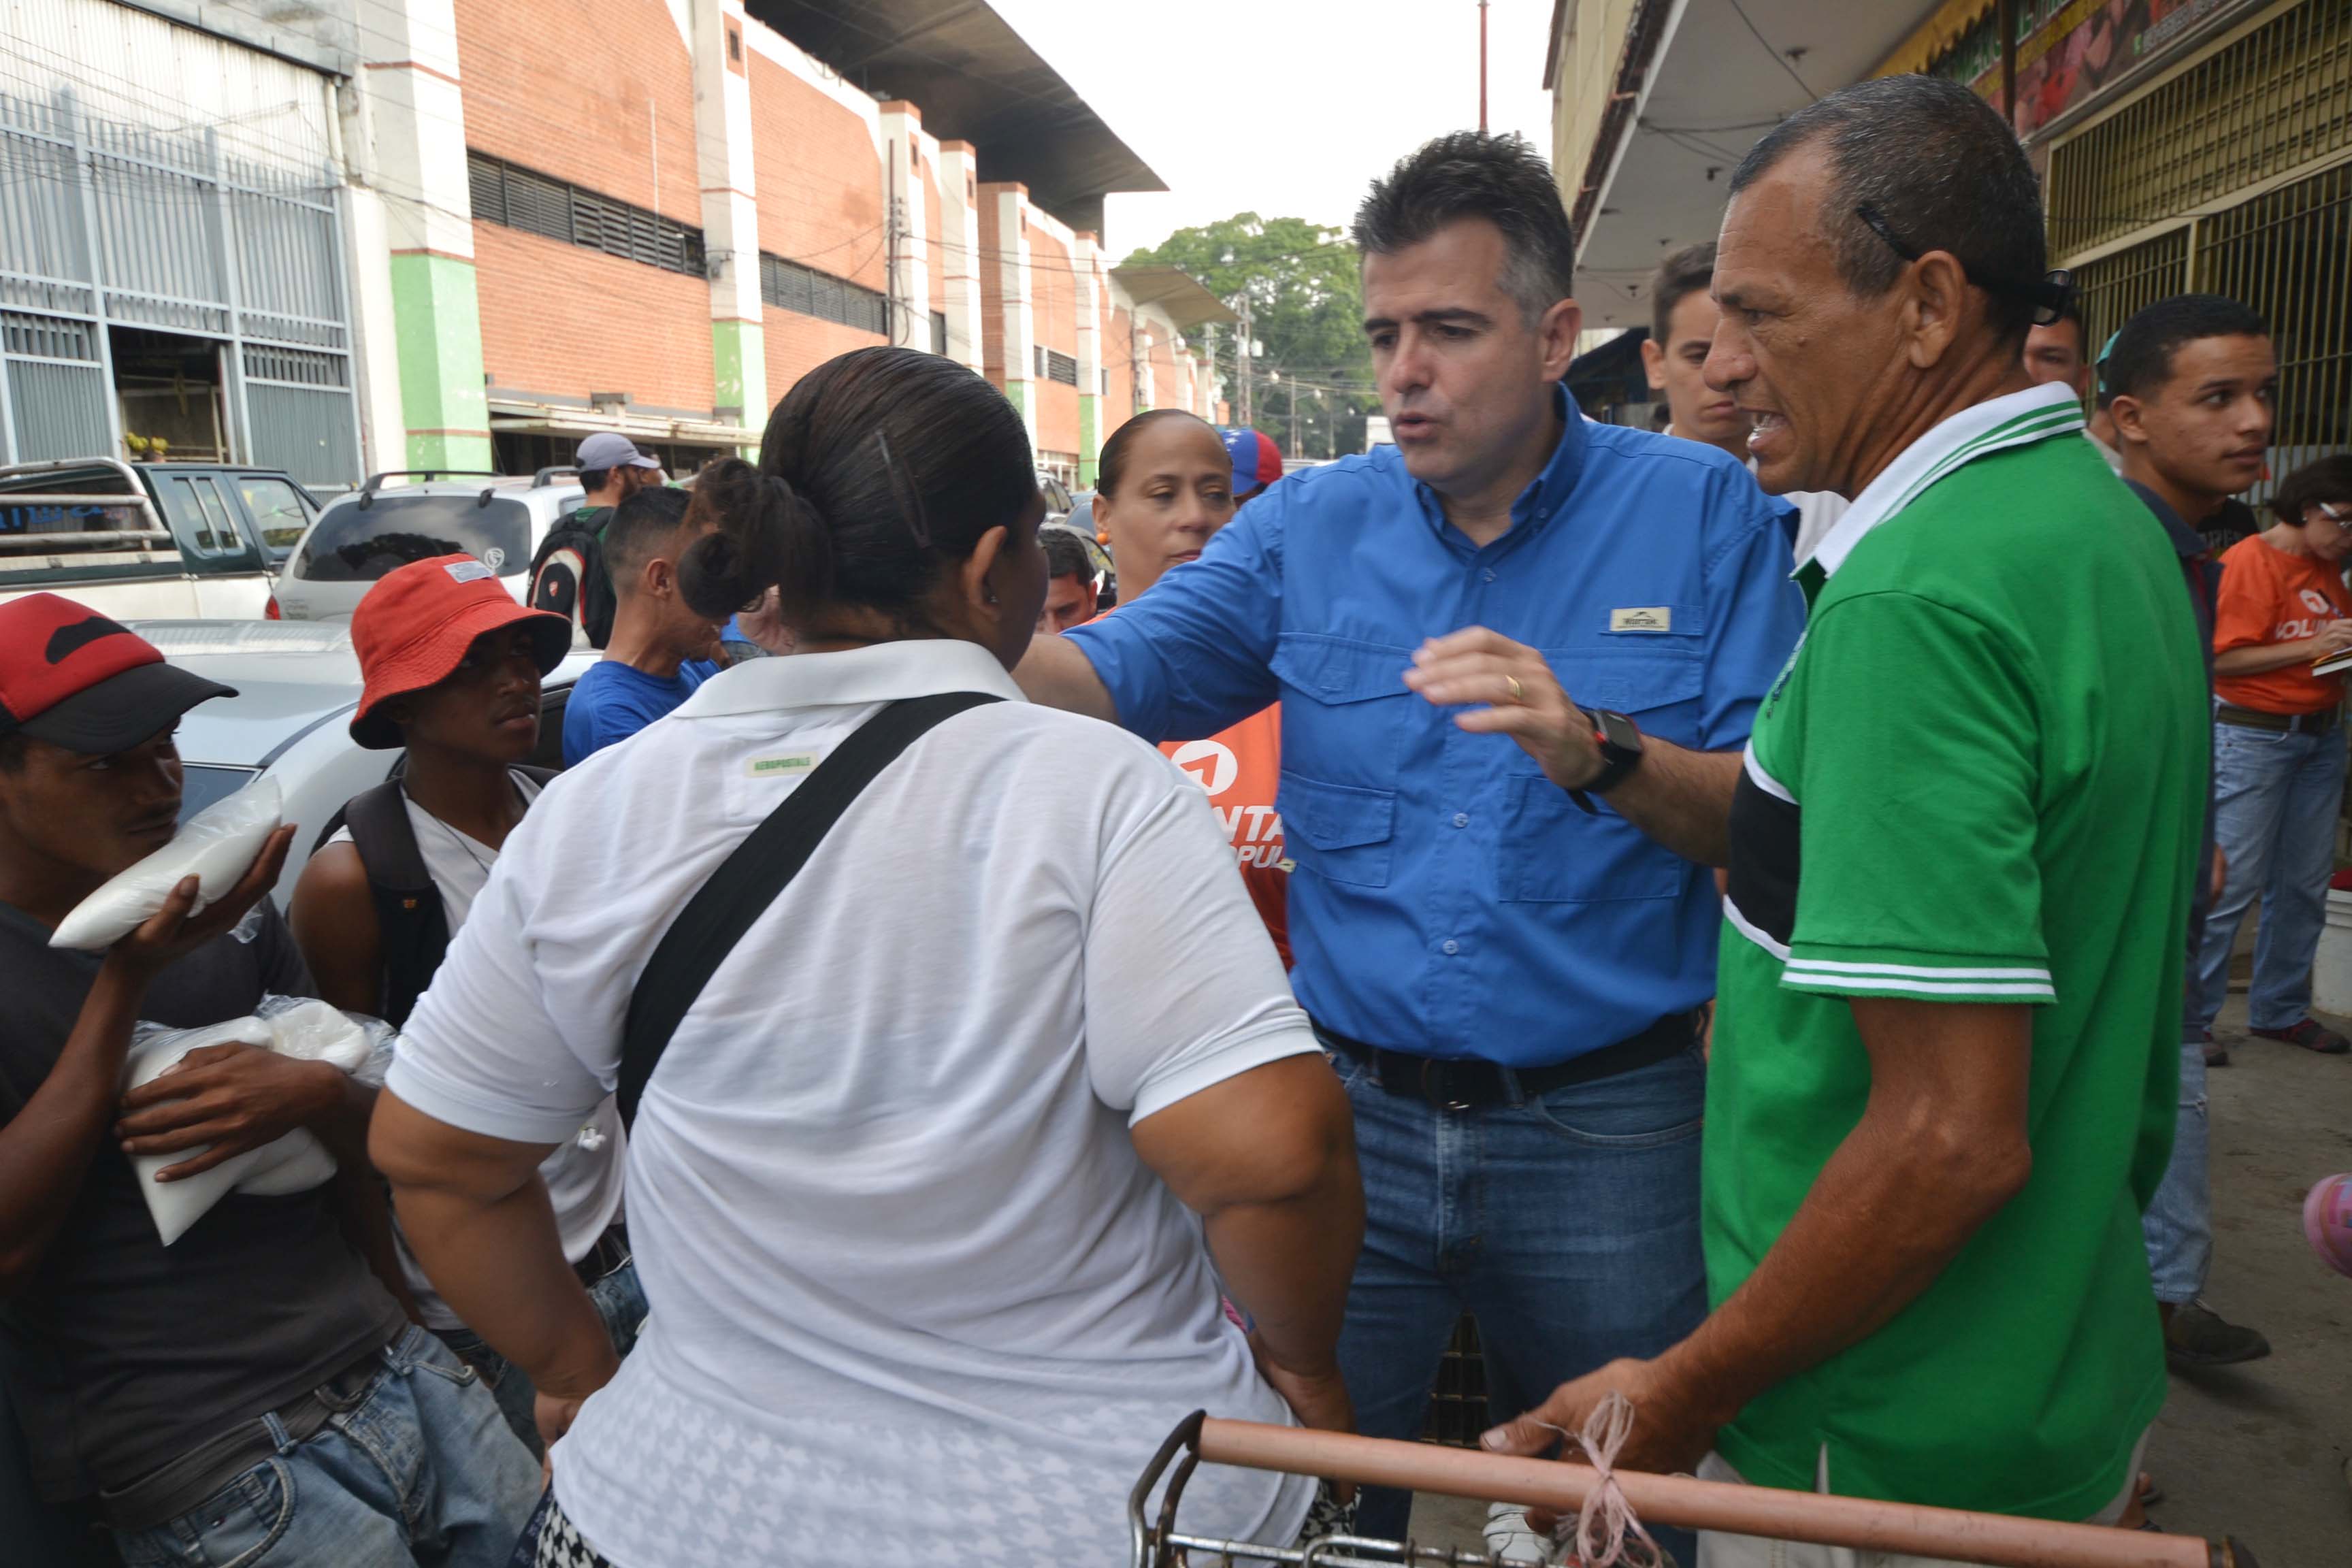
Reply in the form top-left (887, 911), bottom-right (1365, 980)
top-left (2317, 500), bottom-right (2352, 532)
top-left (1855, 206), bottom-right (2076, 328)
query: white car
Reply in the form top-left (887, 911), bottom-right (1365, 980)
top-left (135, 620), bottom-right (596, 907)
top-left (270, 469), bottom-right (585, 625)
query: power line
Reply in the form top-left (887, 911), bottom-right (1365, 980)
top-left (1722, 0), bottom-right (1819, 103)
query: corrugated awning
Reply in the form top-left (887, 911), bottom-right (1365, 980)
top-left (1874, 0), bottom-right (1996, 78)
top-left (1109, 266), bottom-right (1237, 331)
top-left (486, 398), bottom-right (757, 450)
top-left (743, 0), bottom-right (1164, 238)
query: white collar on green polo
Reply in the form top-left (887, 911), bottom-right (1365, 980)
top-left (1802, 380), bottom-right (2087, 580)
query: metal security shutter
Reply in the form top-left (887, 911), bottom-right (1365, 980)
top-left (0, 88), bottom-right (359, 482)
top-left (1, 314), bottom-right (109, 462)
top-left (243, 344), bottom-right (357, 487)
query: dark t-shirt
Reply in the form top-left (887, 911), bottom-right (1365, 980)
top-left (0, 900), bottom-right (406, 1499)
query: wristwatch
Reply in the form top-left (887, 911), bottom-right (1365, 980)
top-left (1567, 709), bottom-right (1644, 815)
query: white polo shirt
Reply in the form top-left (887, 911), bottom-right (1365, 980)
top-left (388, 638), bottom-right (1318, 1568)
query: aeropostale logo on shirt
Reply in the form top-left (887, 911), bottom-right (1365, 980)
top-left (745, 749), bottom-right (823, 779)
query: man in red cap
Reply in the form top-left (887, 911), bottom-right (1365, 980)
top-left (0, 593), bottom-right (540, 1565)
top-left (291, 555), bottom-right (641, 1455)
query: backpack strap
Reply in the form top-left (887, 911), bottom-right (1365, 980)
top-left (336, 780), bottom-right (451, 1028)
top-left (616, 691), bottom-right (1000, 1128)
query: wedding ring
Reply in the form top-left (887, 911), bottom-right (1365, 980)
top-left (1503, 676), bottom-right (1525, 704)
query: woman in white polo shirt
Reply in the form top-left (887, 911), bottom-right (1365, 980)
top-left (370, 346), bottom-right (1362, 1568)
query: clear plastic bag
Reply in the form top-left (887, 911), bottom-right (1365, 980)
top-left (50, 775), bottom-right (284, 950)
top-left (121, 996), bottom-right (398, 1245)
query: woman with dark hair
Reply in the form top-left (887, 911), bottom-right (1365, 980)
top-left (368, 347), bottom-right (1361, 1568)
top-left (1094, 408), bottom-right (1293, 962)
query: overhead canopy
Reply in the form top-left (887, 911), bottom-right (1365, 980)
top-left (1109, 266), bottom-right (1237, 330)
top-left (744, 0), bottom-right (1166, 238)
top-left (1568, 0), bottom-right (1943, 329)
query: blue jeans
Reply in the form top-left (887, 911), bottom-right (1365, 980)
top-left (112, 1326), bottom-right (541, 1568)
top-left (436, 1262), bottom-right (648, 1458)
top-left (1331, 1042), bottom-right (1708, 1565)
top-left (2187, 720), bottom-right (2349, 1034)
top-left (2140, 1035), bottom-right (2209, 1305)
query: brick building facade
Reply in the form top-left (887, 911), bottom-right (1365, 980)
top-left (350, 0), bottom-right (1212, 483)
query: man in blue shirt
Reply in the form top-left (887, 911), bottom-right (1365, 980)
top-left (1019, 131), bottom-right (1803, 1550)
top-left (562, 486), bottom-right (723, 766)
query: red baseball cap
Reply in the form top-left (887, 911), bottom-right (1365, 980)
top-left (1222, 427), bottom-right (1285, 495)
top-left (349, 555), bottom-right (570, 749)
top-left (0, 594), bottom-right (234, 755)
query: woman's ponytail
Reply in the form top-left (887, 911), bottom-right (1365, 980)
top-left (679, 457), bottom-right (832, 621)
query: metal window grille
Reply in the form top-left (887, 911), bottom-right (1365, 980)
top-left (930, 309), bottom-right (947, 355)
top-left (466, 151), bottom-right (704, 280)
top-left (2196, 159), bottom-right (2352, 487)
top-left (1038, 346), bottom-right (1077, 387)
top-left (2070, 227), bottom-right (2190, 378)
top-left (2047, 0), bottom-right (2352, 259)
top-left (757, 252), bottom-right (886, 336)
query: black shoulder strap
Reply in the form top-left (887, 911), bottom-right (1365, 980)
top-left (328, 779), bottom-right (450, 1027)
top-left (616, 691), bottom-right (1000, 1128)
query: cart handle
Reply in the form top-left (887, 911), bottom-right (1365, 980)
top-left (1196, 1420), bottom-right (2245, 1568)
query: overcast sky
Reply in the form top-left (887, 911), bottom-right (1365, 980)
top-left (990, 0), bottom-right (1559, 259)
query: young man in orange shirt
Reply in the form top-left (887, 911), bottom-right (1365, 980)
top-left (1096, 412), bottom-right (1291, 964)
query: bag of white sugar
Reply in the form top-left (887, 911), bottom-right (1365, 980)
top-left (50, 774), bottom-right (283, 950)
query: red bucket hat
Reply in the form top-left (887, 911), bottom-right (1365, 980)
top-left (348, 556), bottom-right (571, 749)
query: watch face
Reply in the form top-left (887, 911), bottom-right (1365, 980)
top-left (1598, 710), bottom-right (1643, 754)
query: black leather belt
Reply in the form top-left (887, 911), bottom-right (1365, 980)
top-left (1316, 1009), bottom-right (1701, 1110)
top-left (2216, 703), bottom-right (2338, 734)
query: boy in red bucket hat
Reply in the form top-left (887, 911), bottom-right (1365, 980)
top-left (288, 555), bottom-right (640, 1455)
top-left (0, 589), bottom-right (540, 1564)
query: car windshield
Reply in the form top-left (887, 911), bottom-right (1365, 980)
top-left (177, 764), bottom-right (261, 823)
top-left (297, 494), bottom-right (531, 582)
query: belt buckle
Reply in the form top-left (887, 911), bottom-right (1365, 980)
top-left (1418, 1058), bottom-right (1473, 1113)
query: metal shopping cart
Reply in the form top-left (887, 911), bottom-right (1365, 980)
top-left (1128, 1412), bottom-right (2259, 1568)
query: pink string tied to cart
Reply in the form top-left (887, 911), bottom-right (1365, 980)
top-left (1533, 1392), bottom-right (1663, 1568)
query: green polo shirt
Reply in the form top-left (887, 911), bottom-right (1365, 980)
top-left (1709, 383), bottom-right (2206, 1519)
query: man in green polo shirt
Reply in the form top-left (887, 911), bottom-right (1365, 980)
top-left (1486, 76), bottom-right (2204, 1558)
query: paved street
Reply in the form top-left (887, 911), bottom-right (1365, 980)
top-left (1409, 993), bottom-right (2352, 1564)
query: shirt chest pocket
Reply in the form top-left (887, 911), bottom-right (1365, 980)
top-left (1270, 632), bottom-right (1416, 782)
top-left (1277, 774), bottom-right (1396, 888)
top-left (1501, 655), bottom-right (1703, 903)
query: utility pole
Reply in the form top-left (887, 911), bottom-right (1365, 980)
top-left (1237, 295), bottom-right (1254, 427)
top-left (1478, 0), bottom-right (1490, 133)
top-left (885, 154), bottom-right (902, 344)
top-left (1289, 382), bottom-right (1300, 459)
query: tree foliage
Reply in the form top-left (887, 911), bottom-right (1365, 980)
top-left (1123, 213), bottom-right (1381, 460)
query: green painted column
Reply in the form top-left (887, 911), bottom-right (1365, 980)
top-left (388, 252), bottom-right (492, 472)
top-left (1078, 394), bottom-right (1100, 486)
top-left (712, 318), bottom-right (767, 458)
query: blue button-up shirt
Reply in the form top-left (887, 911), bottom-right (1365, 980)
top-left (1068, 402), bottom-right (1805, 1066)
